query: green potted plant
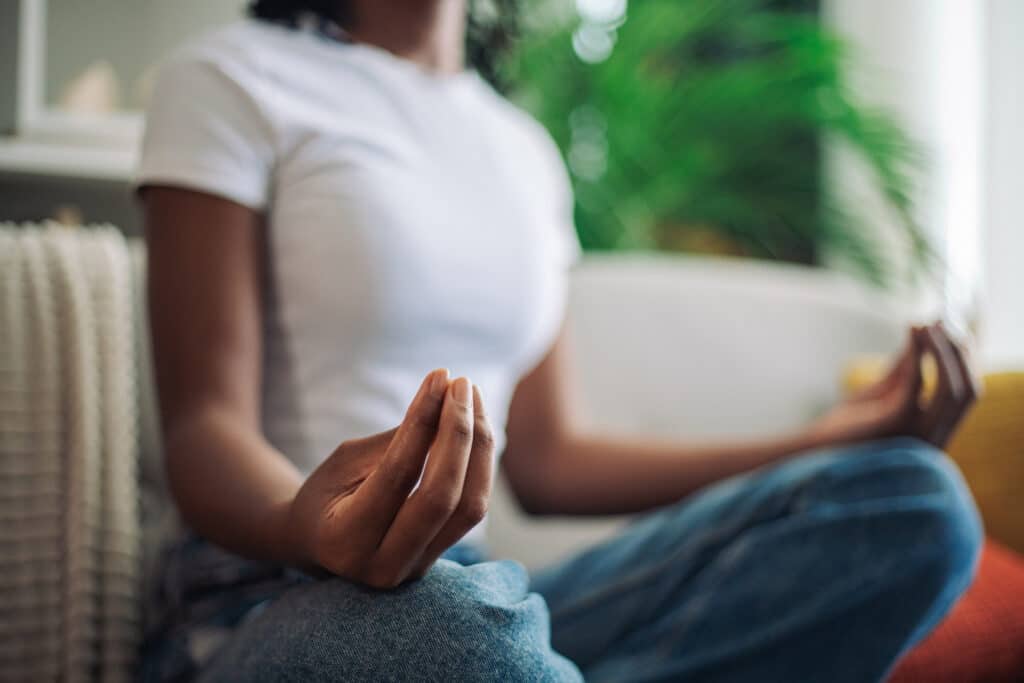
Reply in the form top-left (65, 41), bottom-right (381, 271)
top-left (504, 0), bottom-right (929, 286)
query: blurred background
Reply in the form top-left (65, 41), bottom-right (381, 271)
top-left (2, 5), bottom-right (1023, 679)
top-left (0, 0), bottom-right (1020, 366)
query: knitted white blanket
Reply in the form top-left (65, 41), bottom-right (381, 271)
top-left (0, 224), bottom-right (141, 682)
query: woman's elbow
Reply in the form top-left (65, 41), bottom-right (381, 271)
top-left (500, 447), bottom-right (562, 517)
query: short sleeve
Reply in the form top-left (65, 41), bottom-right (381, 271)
top-left (136, 55), bottom-right (275, 210)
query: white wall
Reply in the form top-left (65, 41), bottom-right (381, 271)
top-left (982, 0), bottom-right (1024, 368)
top-left (45, 0), bottom-right (246, 111)
top-left (822, 0), bottom-right (985, 336)
top-left (824, 0), bottom-right (1021, 367)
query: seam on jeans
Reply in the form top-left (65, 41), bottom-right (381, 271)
top-left (547, 488), bottom-right (951, 624)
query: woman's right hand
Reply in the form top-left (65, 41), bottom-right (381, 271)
top-left (283, 370), bottom-right (494, 588)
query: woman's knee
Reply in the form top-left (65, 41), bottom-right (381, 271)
top-left (830, 437), bottom-right (983, 594)
top-left (200, 559), bottom-right (581, 682)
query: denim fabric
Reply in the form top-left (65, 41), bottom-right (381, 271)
top-left (140, 438), bottom-right (981, 682)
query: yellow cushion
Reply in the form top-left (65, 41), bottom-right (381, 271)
top-left (844, 362), bottom-right (1024, 554)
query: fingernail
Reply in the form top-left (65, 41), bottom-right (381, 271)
top-left (472, 384), bottom-right (485, 412)
top-left (452, 377), bottom-right (471, 405)
top-left (430, 369), bottom-right (450, 399)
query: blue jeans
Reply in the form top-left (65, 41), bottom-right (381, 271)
top-left (143, 438), bottom-right (981, 682)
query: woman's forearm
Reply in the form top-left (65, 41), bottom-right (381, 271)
top-left (511, 430), bottom-right (820, 517)
top-left (164, 404), bottom-right (304, 564)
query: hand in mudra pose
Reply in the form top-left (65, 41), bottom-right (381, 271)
top-left (810, 322), bottom-right (979, 449)
top-left (286, 370), bottom-right (495, 588)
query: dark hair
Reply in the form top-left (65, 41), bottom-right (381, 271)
top-left (248, 0), bottom-right (521, 90)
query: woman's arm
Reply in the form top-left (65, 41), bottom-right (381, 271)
top-left (145, 187), bottom-right (303, 561)
top-left (502, 323), bottom-right (976, 517)
top-left (145, 187), bottom-right (494, 586)
top-left (502, 328), bottom-right (815, 516)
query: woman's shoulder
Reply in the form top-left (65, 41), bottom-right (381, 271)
top-left (148, 17), bottom-right (332, 134)
top-left (157, 19), bottom-right (284, 86)
top-left (155, 18), bottom-right (382, 114)
top-left (138, 20), bottom-right (284, 209)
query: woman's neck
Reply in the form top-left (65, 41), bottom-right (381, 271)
top-left (346, 0), bottom-right (466, 74)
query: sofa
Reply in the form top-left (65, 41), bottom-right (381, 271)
top-left (493, 253), bottom-right (1024, 682)
top-left (3, 227), bottom-right (1021, 680)
top-left (491, 253), bottom-right (909, 567)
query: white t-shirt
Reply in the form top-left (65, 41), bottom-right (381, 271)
top-left (137, 19), bottom-right (579, 544)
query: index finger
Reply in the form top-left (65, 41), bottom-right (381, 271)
top-left (351, 368), bottom-right (450, 543)
top-left (936, 322), bottom-right (983, 400)
top-left (926, 324), bottom-right (967, 400)
top-left (917, 326), bottom-right (968, 445)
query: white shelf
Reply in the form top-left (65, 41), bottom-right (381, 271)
top-left (0, 137), bottom-right (137, 182)
top-left (4, 0), bottom-right (242, 183)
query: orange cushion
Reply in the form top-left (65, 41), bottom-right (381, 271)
top-left (888, 539), bottom-right (1024, 682)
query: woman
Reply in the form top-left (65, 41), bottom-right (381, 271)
top-left (139, 1), bottom-right (981, 681)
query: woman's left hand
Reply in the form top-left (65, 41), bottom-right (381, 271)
top-left (807, 322), bottom-right (980, 449)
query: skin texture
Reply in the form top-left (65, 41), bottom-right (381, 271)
top-left (144, 0), bottom-right (977, 586)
